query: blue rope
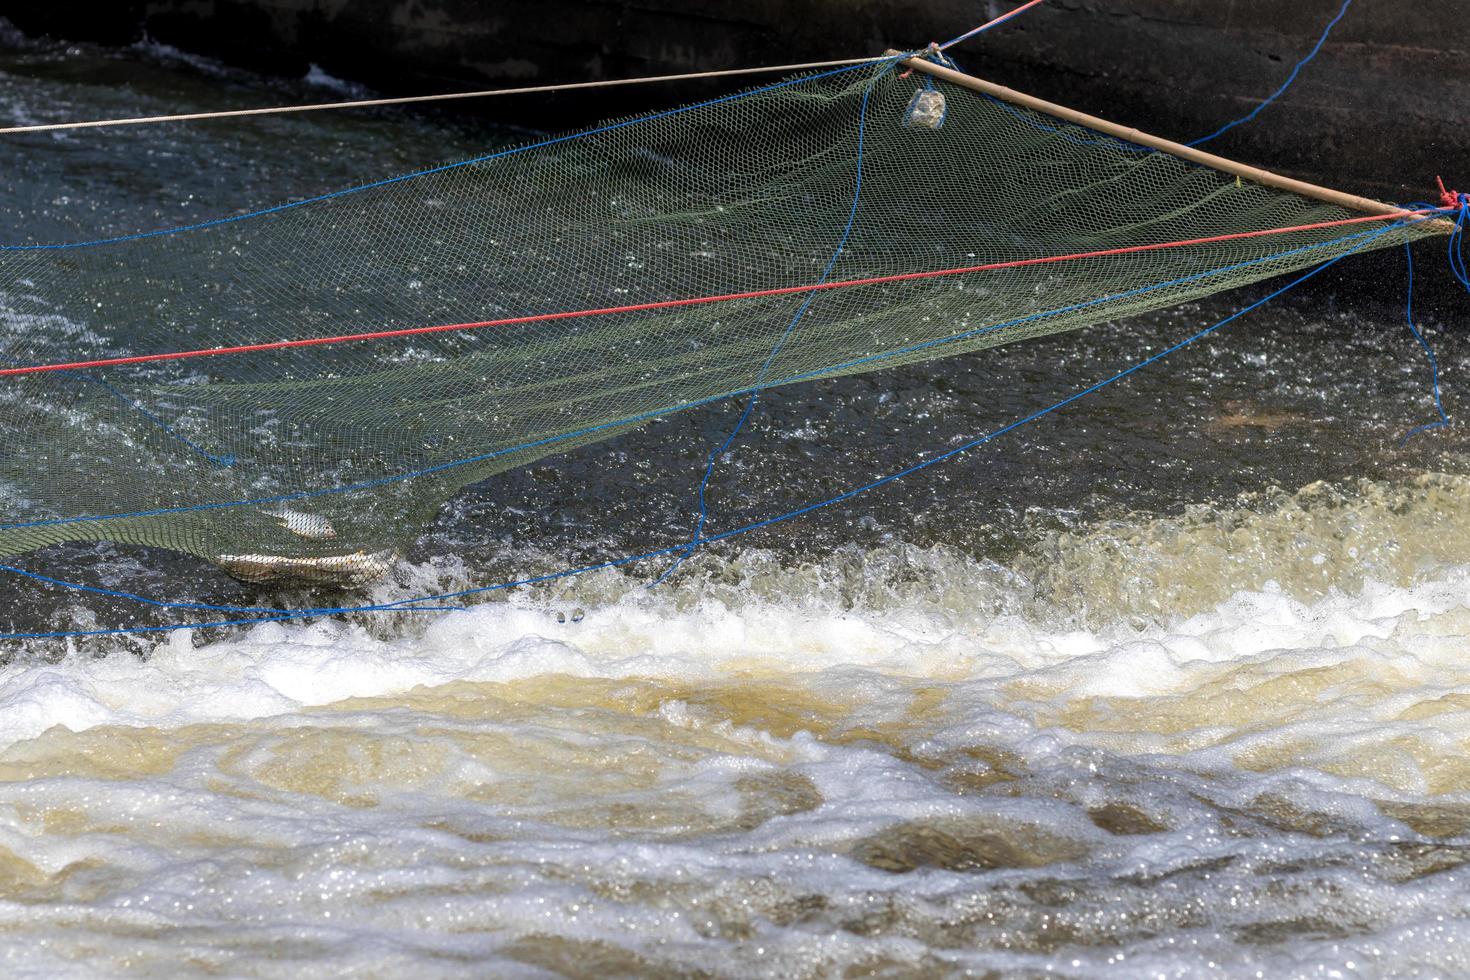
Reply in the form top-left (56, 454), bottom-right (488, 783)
top-left (1448, 198), bottom-right (1470, 293)
top-left (1400, 241), bottom-right (1450, 444)
top-left (650, 64), bottom-right (882, 585)
top-left (0, 562), bottom-right (279, 614)
top-left (1188, 0), bottom-right (1353, 147)
top-left (58, 369), bottom-right (234, 467)
top-left (0, 222), bottom-right (1400, 537)
top-left (0, 220), bottom-right (1404, 639)
top-left (1399, 192), bottom-right (1470, 443)
top-left (0, 352), bottom-right (235, 467)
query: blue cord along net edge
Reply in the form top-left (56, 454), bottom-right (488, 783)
top-left (0, 221), bottom-right (1418, 542)
top-left (0, 216), bottom-right (1414, 641)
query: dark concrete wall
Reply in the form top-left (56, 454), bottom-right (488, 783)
top-left (3, 1), bottom-right (1466, 198)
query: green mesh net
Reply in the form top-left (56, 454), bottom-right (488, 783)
top-left (0, 62), bottom-right (1433, 581)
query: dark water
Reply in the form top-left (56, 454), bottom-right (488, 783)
top-left (2, 28), bottom-right (1470, 979)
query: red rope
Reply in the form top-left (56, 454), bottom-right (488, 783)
top-left (1438, 176), bottom-right (1463, 210)
top-left (0, 207), bottom-right (1439, 379)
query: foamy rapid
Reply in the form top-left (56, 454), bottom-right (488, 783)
top-left (3, 477), bottom-right (1470, 977)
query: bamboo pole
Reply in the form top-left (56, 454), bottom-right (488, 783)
top-left (891, 52), bottom-right (1453, 233)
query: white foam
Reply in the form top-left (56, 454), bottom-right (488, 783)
top-left (0, 551), bottom-right (1467, 975)
top-left (1, 559), bottom-right (1467, 754)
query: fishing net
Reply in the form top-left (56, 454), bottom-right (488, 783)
top-left (0, 59), bottom-right (1435, 581)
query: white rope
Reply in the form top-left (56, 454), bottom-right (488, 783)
top-left (0, 56), bottom-right (887, 135)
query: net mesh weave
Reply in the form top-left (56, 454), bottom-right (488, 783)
top-left (0, 63), bottom-right (1432, 572)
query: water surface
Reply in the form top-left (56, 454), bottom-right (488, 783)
top-left (0, 27), bottom-right (1468, 978)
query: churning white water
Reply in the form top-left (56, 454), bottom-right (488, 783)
top-left (2, 477), bottom-right (1470, 977)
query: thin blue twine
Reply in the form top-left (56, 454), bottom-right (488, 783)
top-left (1400, 240), bottom-right (1449, 444)
top-left (56, 368), bottom-right (233, 467)
top-left (650, 63), bottom-right (882, 585)
top-left (1399, 192), bottom-right (1470, 443)
top-left (1448, 197), bottom-right (1470, 292)
top-left (1188, 0), bottom-right (1353, 147)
